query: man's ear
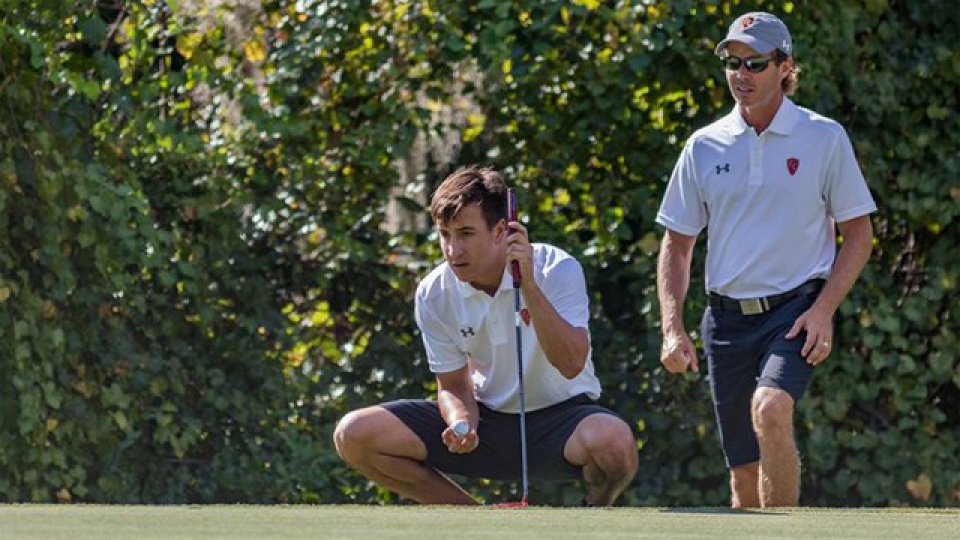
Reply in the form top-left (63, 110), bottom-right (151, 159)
top-left (779, 57), bottom-right (793, 77)
top-left (494, 218), bottom-right (508, 242)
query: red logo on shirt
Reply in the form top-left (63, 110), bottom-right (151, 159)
top-left (787, 158), bottom-right (799, 176)
top-left (520, 308), bottom-right (531, 327)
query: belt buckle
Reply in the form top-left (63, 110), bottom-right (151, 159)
top-left (739, 298), bottom-right (768, 315)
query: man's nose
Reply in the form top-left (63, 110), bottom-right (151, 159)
top-left (445, 239), bottom-right (462, 257)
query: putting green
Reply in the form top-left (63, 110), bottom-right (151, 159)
top-left (1, 505), bottom-right (957, 539)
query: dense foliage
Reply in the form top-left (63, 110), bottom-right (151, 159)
top-left (1, 0), bottom-right (957, 506)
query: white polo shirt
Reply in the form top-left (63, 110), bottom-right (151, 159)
top-left (414, 243), bottom-right (601, 413)
top-left (656, 98), bottom-right (877, 298)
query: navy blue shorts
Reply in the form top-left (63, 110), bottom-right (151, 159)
top-left (701, 287), bottom-right (822, 468)
top-left (382, 394), bottom-right (617, 481)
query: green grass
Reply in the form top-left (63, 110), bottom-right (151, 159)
top-left (1, 505), bottom-right (958, 539)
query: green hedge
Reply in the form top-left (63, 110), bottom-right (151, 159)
top-left (0, 0), bottom-right (956, 506)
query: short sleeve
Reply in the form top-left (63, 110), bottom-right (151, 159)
top-left (540, 257), bottom-right (590, 329)
top-left (414, 286), bottom-right (466, 374)
top-left (823, 128), bottom-right (878, 222)
top-left (656, 140), bottom-right (708, 235)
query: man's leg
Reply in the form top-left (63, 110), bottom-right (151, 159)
top-left (701, 305), bottom-right (767, 508)
top-left (751, 387), bottom-right (799, 506)
top-left (563, 413), bottom-right (638, 506)
top-left (729, 462), bottom-right (760, 508)
top-left (333, 405), bottom-right (477, 504)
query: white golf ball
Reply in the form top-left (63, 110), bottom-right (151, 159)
top-left (451, 420), bottom-right (469, 439)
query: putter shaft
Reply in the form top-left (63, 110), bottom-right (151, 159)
top-left (514, 286), bottom-right (528, 503)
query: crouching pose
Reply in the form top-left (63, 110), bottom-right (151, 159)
top-left (335, 166), bottom-right (638, 505)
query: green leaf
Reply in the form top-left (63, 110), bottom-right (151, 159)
top-left (78, 16), bottom-right (108, 45)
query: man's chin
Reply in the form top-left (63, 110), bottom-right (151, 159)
top-left (449, 266), bottom-right (470, 282)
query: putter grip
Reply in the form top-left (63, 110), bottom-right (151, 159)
top-left (507, 188), bottom-right (521, 286)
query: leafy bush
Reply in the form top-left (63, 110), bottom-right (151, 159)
top-left (1, 0), bottom-right (956, 506)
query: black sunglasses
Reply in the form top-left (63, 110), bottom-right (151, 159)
top-left (720, 55), bottom-right (774, 73)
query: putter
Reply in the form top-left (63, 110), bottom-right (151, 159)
top-left (506, 187), bottom-right (529, 508)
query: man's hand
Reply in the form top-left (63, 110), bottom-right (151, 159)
top-left (505, 220), bottom-right (533, 281)
top-left (437, 368), bottom-right (479, 453)
top-left (657, 230), bottom-right (697, 375)
top-left (441, 421), bottom-right (479, 454)
top-left (785, 305), bottom-right (834, 366)
top-left (661, 331), bottom-right (699, 374)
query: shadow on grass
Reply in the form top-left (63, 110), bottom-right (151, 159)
top-left (658, 507), bottom-right (788, 515)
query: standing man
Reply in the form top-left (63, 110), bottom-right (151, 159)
top-left (334, 166), bottom-right (637, 505)
top-left (655, 12), bottom-right (876, 507)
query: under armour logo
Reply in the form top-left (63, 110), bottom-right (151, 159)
top-left (460, 327), bottom-right (475, 337)
top-left (716, 163), bottom-right (730, 174)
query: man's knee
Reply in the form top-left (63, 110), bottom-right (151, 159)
top-left (334, 406), bottom-right (426, 466)
top-left (577, 415), bottom-right (638, 473)
top-left (751, 388), bottom-right (795, 436)
top-left (333, 407), bottom-right (383, 463)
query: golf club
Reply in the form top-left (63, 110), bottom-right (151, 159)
top-left (506, 187), bottom-right (529, 508)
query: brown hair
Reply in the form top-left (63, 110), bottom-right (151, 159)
top-left (430, 166), bottom-right (507, 229)
top-left (773, 49), bottom-right (800, 95)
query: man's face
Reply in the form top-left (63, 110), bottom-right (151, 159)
top-left (437, 204), bottom-right (506, 289)
top-left (722, 41), bottom-right (791, 111)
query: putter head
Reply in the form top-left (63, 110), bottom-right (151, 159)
top-left (492, 500), bottom-right (528, 509)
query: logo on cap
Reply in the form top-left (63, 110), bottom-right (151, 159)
top-left (741, 16), bottom-right (755, 29)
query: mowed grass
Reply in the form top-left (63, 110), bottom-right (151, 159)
top-left (1, 505), bottom-right (958, 540)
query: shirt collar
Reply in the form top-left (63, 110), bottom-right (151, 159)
top-left (457, 265), bottom-right (515, 298)
top-left (767, 97), bottom-right (799, 135)
top-left (724, 107), bottom-right (750, 136)
top-left (724, 97), bottom-right (799, 136)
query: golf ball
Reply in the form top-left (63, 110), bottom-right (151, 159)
top-left (451, 420), bottom-right (470, 439)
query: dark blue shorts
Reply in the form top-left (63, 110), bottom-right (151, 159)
top-left (382, 394), bottom-right (616, 481)
top-left (701, 286), bottom-right (822, 468)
